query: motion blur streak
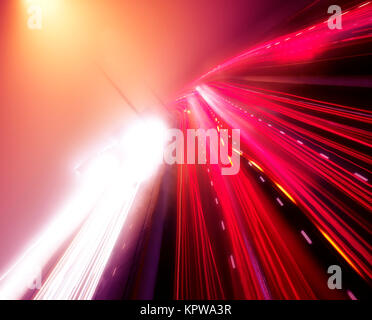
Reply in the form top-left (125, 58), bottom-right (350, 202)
top-left (173, 2), bottom-right (371, 299)
top-left (1, 1), bottom-right (371, 300)
top-left (0, 118), bottom-right (167, 300)
top-left (34, 166), bottom-right (139, 300)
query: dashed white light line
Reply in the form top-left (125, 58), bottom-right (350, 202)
top-left (347, 290), bottom-right (357, 300)
top-left (276, 197), bottom-right (284, 206)
top-left (259, 176), bottom-right (265, 183)
top-left (300, 230), bottom-right (312, 245)
top-left (221, 221), bottom-right (226, 231)
top-left (354, 172), bottom-right (368, 182)
top-left (359, 2), bottom-right (370, 8)
top-left (230, 255), bottom-right (236, 269)
top-left (112, 267), bottom-right (117, 277)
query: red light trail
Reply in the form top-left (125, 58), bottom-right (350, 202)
top-left (172, 1), bottom-right (371, 299)
top-left (0, 1), bottom-right (371, 300)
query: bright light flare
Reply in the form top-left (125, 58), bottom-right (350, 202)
top-left (0, 116), bottom-right (168, 300)
top-left (0, 153), bottom-right (120, 300)
top-left (121, 117), bottom-right (168, 182)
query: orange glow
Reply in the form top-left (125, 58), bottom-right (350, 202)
top-left (275, 183), bottom-right (296, 204)
top-left (24, 0), bottom-right (61, 16)
top-left (249, 160), bottom-right (263, 172)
